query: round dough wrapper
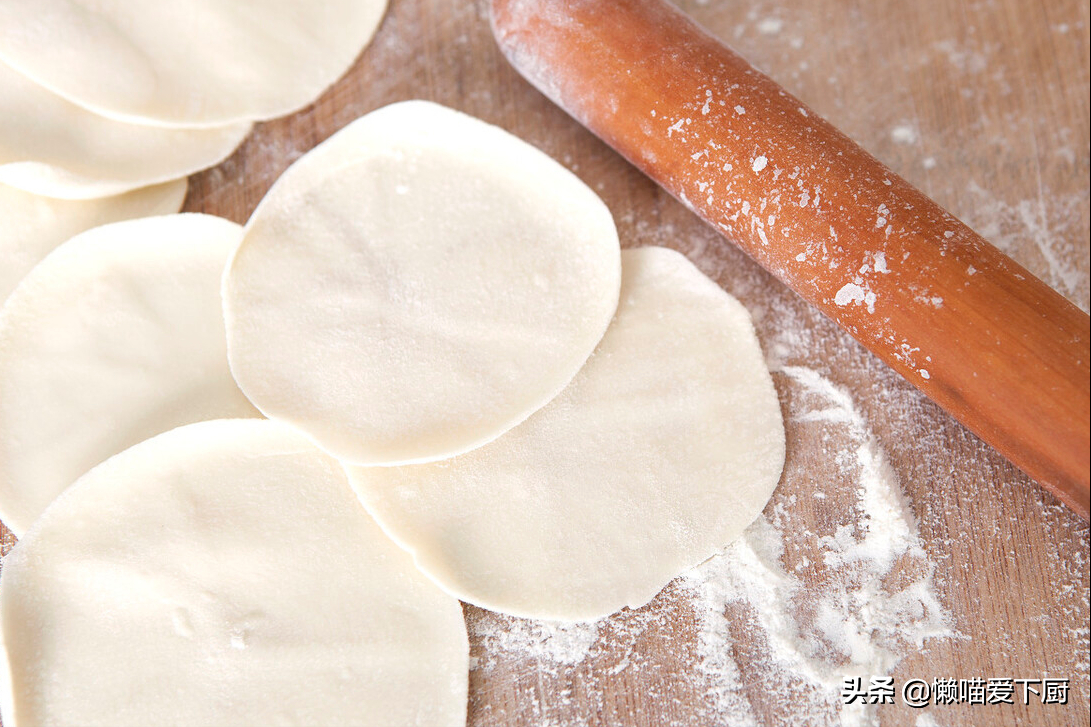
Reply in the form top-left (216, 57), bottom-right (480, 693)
top-left (0, 419), bottom-right (469, 727)
top-left (347, 247), bottom-right (786, 621)
top-left (0, 61), bottom-right (250, 199)
top-left (0, 179), bottom-right (186, 304)
top-left (224, 100), bottom-right (621, 466)
top-left (0, 0), bottom-right (389, 127)
top-left (0, 214), bottom-right (259, 536)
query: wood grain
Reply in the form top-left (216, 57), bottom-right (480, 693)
top-left (1, 1), bottom-right (1088, 725)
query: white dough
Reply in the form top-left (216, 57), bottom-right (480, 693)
top-left (0, 179), bottom-right (186, 304)
top-left (224, 101), bottom-right (621, 465)
top-left (347, 247), bottom-right (786, 621)
top-left (0, 0), bottom-right (389, 127)
top-left (0, 419), bottom-right (469, 727)
top-left (0, 61), bottom-right (250, 199)
top-left (0, 214), bottom-right (259, 536)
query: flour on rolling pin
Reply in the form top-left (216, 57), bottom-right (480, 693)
top-left (491, 0), bottom-right (1090, 518)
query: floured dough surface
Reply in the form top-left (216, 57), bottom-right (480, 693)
top-left (348, 247), bottom-right (786, 621)
top-left (0, 179), bottom-right (186, 304)
top-left (224, 101), bottom-right (621, 465)
top-left (0, 214), bottom-right (258, 536)
top-left (0, 60), bottom-right (249, 199)
top-left (0, 0), bottom-right (389, 126)
top-left (0, 419), bottom-right (469, 727)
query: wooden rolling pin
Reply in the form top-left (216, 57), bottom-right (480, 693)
top-left (490, 0), bottom-right (1091, 518)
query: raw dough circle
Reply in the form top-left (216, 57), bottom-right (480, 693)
top-left (0, 0), bottom-right (389, 127)
top-left (0, 60), bottom-right (249, 199)
top-left (0, 179), bottom-right (186, 305)
top-left (347, 247), bottom-right (786, 621)
top-left (0, 419), bottom-right (469, 727)
top-left (0, 214), bottom-right (259, 536)
top-left (224, 101), bottom-right (621, 466)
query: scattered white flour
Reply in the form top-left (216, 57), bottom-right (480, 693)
top-left (467, 362), bottom-right (957, 727)
top-left (752, 155), bottom-right (768, 172)
top-left (834, 282), bottom-right (866, 306)
top-left (757, 17), bottom-right (784, 35)
top-left (470, 617), bottom-right (601, 674)
top-left (890, 125), bottom-right (919, 144)
top-left (873, 252), bottom-right (888, 274)
top-left (960, 182), bottom-right (1089, 311)
top-left (681, 366), bottom-right (956, 726)
top-left (915, 712), bottom-right (946, 727)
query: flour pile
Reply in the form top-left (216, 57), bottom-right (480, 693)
top-left (468, 364), bottom-right (957, 726)
top-left (683, 365), bottom-right (956, 726)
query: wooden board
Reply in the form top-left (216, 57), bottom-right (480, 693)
top-left (1, 0), bottom-right (1087, 725)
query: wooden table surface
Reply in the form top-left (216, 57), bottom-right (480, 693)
top-left (2, 1), bottom-right (1087, 725)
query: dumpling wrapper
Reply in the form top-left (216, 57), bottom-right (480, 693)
top-left (0, 213), bottom-right (259, 536)
top-left (347, 247), bottom-right (786, 621)
top-left (224, 101), bottom-right (621, 466)
top-left (0, 60), bottom-right (249, 199)
top-left (0, 179), bottom-right (187, 304)
top-left (0, 419), bottom-right (468, 727)
top-left (0, 0), bottom-right (389, 127)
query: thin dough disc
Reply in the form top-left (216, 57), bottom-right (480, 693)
top-left (0, 214), bottom-right (259, 536)
top-left (347, 247), bottom-right (786, 621)
top-left (0, 179), bottom-right (186, 304)
top-left (224, 101), bottom-right (621, 465)
top-left (0, 419), bottom-right (469, 727)
top-left (0, 0), bottom-right (389, 127)
top-left (0, 61), bottom-right (249, 199)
